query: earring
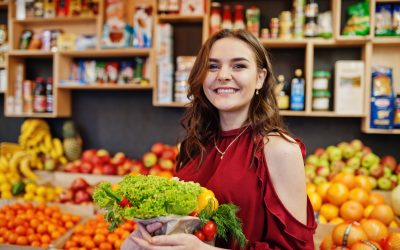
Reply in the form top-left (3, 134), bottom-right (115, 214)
top-left (256, 89), bottom-right (259, 95)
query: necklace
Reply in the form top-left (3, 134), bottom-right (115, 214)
top-left (214, 125), bottom-right (250, 159)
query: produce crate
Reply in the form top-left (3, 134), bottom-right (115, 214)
top-left (52, 171), bottom-right (123, 188)
top-left (0, 200), bottom-right (95, 249)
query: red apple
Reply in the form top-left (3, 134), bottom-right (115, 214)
top-left (314, 147), bottom-right (326, 157)
top-left (160, 149), bottom-right (176, 161)
top-left (381, 155), bottom-right (397, 171)
top-left (59, 189), bottom-right (74, 203)
top-left (362, 146), bottom-right (372, 156)
top-left (92, 165), bottom-right (103, 175)
top-left (149, 165), bottom-right (162, 176)
top-left (143, 152), bottom-right (157, 168)
top-left (74, 190), bottom-right (92, 204)
top-left (117, 166), bottom-right (127, 176)
top-left (97, 149), bottom-right (111, 164)
top-left (131, 161), bottom-right (144, 172)
top-left (71, 178), bottom-right (89, 192)
top-left (102, 164), bottom-right (117, 175)
top-left (111, 152), bottom-right (126, 166)
top-left (159, 159), bottom-right (174, 170)
top-left (395, 164), bottom-right (400, 174)
top-left (80, 162), bottom-right (94, 174)
top-left (82, 149), bottom-right (97, 163)
top-left (63, 162), bottom-right (77, 172)
top-left (151, 143), bottom-right (165, 156)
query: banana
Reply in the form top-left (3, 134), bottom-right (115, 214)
top-left (59, 156), bottom-right (68, 165)
top-left (0, 156), bottom-right (8, 172)
top-left (19, 157), bottom-right (37, 181)
top-left (9, 151), bottom-right (30, 173)
top-left (0, 142), bottom-right (22, 157)
top-left (26, 129), bottom-right (48, 148)
top-left (52, 138), bottom-right (64, 158)
top-left (36, 160), bottom-right (43, 170)
top-left (44, 134), bottom-right (52, 152)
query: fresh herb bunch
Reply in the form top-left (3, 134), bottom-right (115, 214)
top-left (199, 203), bottom-right (247, 248)
top-left (93, 175), bottom-right (202, 230)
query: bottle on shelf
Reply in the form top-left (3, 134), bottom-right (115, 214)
top-left (210, 2), bottom-right (222, 35)
top-left (304, 0), bottom-right (318, 37)
top-left (221, 5), bottom-right (233, 30)
top-left (33, 77), bottom-right (47, 113)
top-left (290, 69), bottom-right (305, 111)
top-left (246, 6), bottom-right (260, 38)
top-left (233, 5), bottom-right (245, 31)
top-left (275, 75), bottom-right (290, 110)
top-left (46, 77), bottom-right (53, 113)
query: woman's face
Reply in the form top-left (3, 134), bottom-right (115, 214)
top-left (203, 38), bottom-right (266, 117)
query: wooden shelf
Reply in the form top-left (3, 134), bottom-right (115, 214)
top-left (8, 50), bottom-right (54, 58)
top-left (376, 0), bottom-right (400, 2)
top-left (260, 38), bottom-right (308, 48)
top-left (157, 14), bottom-right (203, 23)
top-left (363, 128), bottom-right (400, 134)
top-left (0, 63), bottom-right (5, 68)
top-left (5, 112), bottom-right (58, 118)
top-left (58, 83), bottom-right (153, 90)
top-left (13, 16), bottom-right (97, 25)
top-left (0, 2), bottom-right (7, 9)
top-left (336, 36), bottom-right (370, 45)
top-left (372, 37), bottom-right (400, 45)
top-left (59, 48), bottom-right (151, 57)
top-left (279, 110), bottom-right (308, 116)
top-left (153, 101), bottom-right (189, 107)
top-left (279, 110), bottom-right (365, 117)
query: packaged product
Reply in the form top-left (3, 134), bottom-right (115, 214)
top-left (57, 33), bottom-right (76, 51)
top-left (95, 62), bottom-right (107, 83)
top-left (106, 62), bottom-right (119, 83)
top-left (375, 4), bottom-right (392, 36)
top-left (55, 0), bottom-right (69, 17)
top-left (84, 60), bottom-right (96, 84)
top-left (342, 1), bottom-right (370, 36)
top-left (393, 4), bottom-right (400, 36)
top-left (119, 61), bottom-right (134, 84)
top-left (44, 0), bottom-right (55, 17)
top-left (394, 95), bottom-right (400, 128)
top-left (180, 0), bottom-right (204, 15)
top-left (19, 30), bottom-right (33, 50)
top-left (69, 0), bottom-right (81, 16)
top-left (75, 34), bottom-right (97, 50)
top-left (370, 66), bottom-right (395, 129)
top-left (133, 6), bottom-right (153, 48)
top-left (317, 11), bottom-right (333, 38)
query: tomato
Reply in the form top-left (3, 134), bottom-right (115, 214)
top-left (189, 211), bottom-right (199, 217)
top-left (194, 230), bottom-right (205, 241)
top-left (202, 220), bottom-right (217, 241)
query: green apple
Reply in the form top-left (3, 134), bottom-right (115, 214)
top-left (354, 152), bottom-right (363, 159)
top-left (368, 176), bottom-right (377, 189)
top-left (342, 145), bottom-right (355, 159)
top-left (361, 153), bottom-right (380, 169)
top-left (356, 167), bottom-right (369, 176)
top-left (305, 165), bottom-right (316, 179)
top-left (347, 157), bottom-right (361, 169)
top-left (316, 166), bottom-right (330, 177)
top-left (341, 166), bottom-right (355, 175)
top-left (319, 158), bottom-right (330, 168)
top-left (330, 160), bottom-right (345, 172)
top-left (306, 154), bottom-right (319, 166)
top-left (383, 167), bottom-right (393, 178)
top-left (328, 146), bottom-right (342, 162)
top-left (377, 177), bottom-right (392, 190)
top-left (350, 139), bottom-right (363, 152)
top-left (313, 176), bottom-right (327, 186)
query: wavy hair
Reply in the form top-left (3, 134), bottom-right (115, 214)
top-left (176, 29), bottom-right (289, 171)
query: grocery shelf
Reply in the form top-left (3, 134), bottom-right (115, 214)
top-left (59, 48), bottom-right (151, 57)
top-left (260, 38), bottom-right (308, 48)
top-left (58, 83), bottom-right (153, 90)
top-left (5, 112), bottom-right (59, 118)
top-left (335, 36), bottom-right (370, 45)
top-left (153, 101), bottom-right (189, 107)
top-left (372, 37), bottom-right (400, 45)
top-left (305, 111), bottom-right (365, 118)
top-left (376, 0), bottom-right (400, 2)
top-left (0, 2), bottom-right (7, 9)
top-left (8, 50), bottom-right (54, 58)
top-left (51, 171), bottom-right (123, 187)
top-left (0, 62), bottom-right (5, 68)
top-left (157, 14), bottom-right (203, 23)
top-left (362, 128), bottom-right (400, 134)
top-left (13, 16), bottom-right (97, 25)
top-left (279, 110), bottom-right (308, 116)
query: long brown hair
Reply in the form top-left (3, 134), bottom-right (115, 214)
top-left (176, 29), bottom-right (289, 170)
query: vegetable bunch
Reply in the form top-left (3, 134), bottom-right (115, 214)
top-left (93, 174), bottom-right (247, 248)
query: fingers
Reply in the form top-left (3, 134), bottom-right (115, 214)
top-left (132, 236), bottom-right (185, 250)
top-left (146, 222), bottom-right (163, 234)
top-left (138, 223), bottom-right (152, 242)
top-left (151, 234), bottom-right (190, 246)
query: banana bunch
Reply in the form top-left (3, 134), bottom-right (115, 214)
top-left (18, 119), bottom-right (67, 170)
top-left (6, 151), bottom-right (37, 181)
top-left (0, 142), bottom-right (22, 158)
top-left (0, 154), bottom-right (22, 199)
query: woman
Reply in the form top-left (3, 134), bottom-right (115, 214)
top-left (124, 29), bottom-right (316, 249)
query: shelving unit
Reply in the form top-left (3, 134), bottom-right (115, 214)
top-left (58, 83), bottom-right (153, 90)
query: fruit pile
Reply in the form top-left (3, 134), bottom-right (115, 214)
top-left (308, 173), bottom-right (398, 227)
top-left (59, 178), bottom-right (94, 204)
top-left (22, 182), bottom-right (64, 203)
top-left (0, 203), bottom-right (80, 247)
top-left (62, 214), bottom-right (136, 250)
top-left (305, 139), bottom-right (399, 190)
top-left (320, 221), bottom-right (400, 249)
top-left (62, 142), bottom-right (177, 179)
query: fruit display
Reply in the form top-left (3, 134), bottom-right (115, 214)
top-left (22, 182), bottom-right (64, 203)
top-left (59, 177), bottom-right (94, 204)
top-left (305, 139), bottom-right (399, 190)
top-left (0, 202), bottom-right (80, 247)
top-left (62, 214), bottom-right (135, 250)
top-left (62, 120), bottom-right (83, 162)
top-left (93, 175), bottom-right (247, 247)
top-left (319, 221), bottom-right (400, 249)
top-left (62, 142), bottom-right (177, 179)
top-left (307, 174), bottom-right (398, 228)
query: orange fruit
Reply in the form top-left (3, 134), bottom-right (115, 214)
top-left (330, 217), bottom-right (345, 225)
top-left (333, 173), bottom-right (356, 189)
top-left (354, 176), bottom-right (372, 192)
top-left (157, 171), bottom-right (173, 179)
top-left (368, 204), bottom-right (395, 225)
top-left (368, 193), bottom-right (385, 205)
top-left (360, 219), bottom-right (389, 242)
top-left (348, 188), bottom-right (369, 207)
top-left (350, 240), bottom-right (382, 250)
top-left (340, 201), bottom-right (364, 222)
top-left (16, 236), bottom-right (28, 246)
top-left (389, 220), bottom-right (399, 228)
top-left (308, 192), bottom-right (322, 211)
top-left (320, 203), bottom-right (339, 221)
top-left (364, 205), bottom-right (375, 218)
top-left (306, 183), bottom-right (317, 194)
top-left (317, 182), bottom-right (331, 201)
top-left (319, 235), bottom-right (334, 250)
top-left (332, 222), bottom-right (367, 248)
top-left (326, 183), bottom-right (349, 206)
top-left (318, 214), bottom-right (328, 224)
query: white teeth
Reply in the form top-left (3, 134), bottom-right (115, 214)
top-left (217, 89), bottom-right (236, 94)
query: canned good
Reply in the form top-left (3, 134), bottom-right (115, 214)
top-left (312, 90), bottom-right (331, 111)
top-left (313, 70), bottom-right (331, 90)
top-left (0, 25), bottom-right (7, 45)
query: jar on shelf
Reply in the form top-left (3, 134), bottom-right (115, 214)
top-left (312, 90), bottom-right (331, 111)
top-left (312, 70), bottom-right (331, 90)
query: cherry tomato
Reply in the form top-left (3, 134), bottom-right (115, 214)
top-left (189, 211), bottom-right (199, 217)
top-left (202, 220), bottom-right (217, 241)
top-left (194, 230), bottom-right (205, 241)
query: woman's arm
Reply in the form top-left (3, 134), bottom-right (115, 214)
top-left (264, 135), bottom-right (308, 225)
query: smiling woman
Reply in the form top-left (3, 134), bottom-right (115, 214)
top-left (123, 30), bottom-right (317, 250)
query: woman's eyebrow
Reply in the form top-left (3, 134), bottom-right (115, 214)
top-left (208, 57), bottom-right (250, 62)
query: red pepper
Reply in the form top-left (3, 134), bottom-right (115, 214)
top-left (101, 186), bottom-right (132, 207)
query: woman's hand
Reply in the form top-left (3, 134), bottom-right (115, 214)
top-left (131, 233), bottom-right (215, 250)
top-left (121, 222), bottom-right (163, 250)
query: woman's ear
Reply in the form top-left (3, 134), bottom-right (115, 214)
top-left (257, 68), bottom-right (267, 89)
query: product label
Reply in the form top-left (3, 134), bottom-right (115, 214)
top-left (33, 96), bottom-right (46, 112)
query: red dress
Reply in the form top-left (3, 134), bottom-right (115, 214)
top-left (175, 126), bottom-right (317, 249)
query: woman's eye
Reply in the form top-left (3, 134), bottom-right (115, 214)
top-left (233, 64), bottom-right (247, 69)
top-left (208, 64), bottom-right (219, 70)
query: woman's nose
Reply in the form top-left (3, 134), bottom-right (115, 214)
top-left (217, 66), bottom-right (231, 82)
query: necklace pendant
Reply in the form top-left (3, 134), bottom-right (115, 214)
top-left (220, 155), bottom-right (223, 159)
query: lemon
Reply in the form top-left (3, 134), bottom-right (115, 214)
top-left (36, 186), bottom-right (46, 196)
top-left (1, 191), bottom-right (12, 199)
top-left (23, 192), bottom-right (34, 201)
top-left (0, 173), bottom-right (7, 183)
top-left (0, 182), bottom-right (11, 192)
top-left (55, 186), bottom-right (64, 195)
top-left (33, 196), bottom-right (45, 203)
top-left (25, 183), bottom-right (37, 193)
